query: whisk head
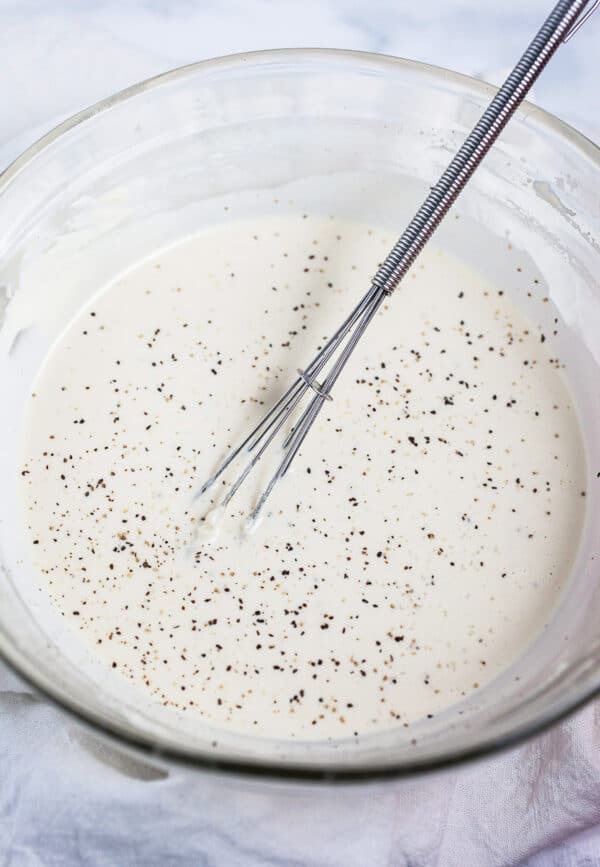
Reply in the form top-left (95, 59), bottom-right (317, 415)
top-left (197, 280), bottom-right (387, 527)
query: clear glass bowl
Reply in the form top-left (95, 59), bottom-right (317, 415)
top-left (0, 49), bottom-right (599, 782)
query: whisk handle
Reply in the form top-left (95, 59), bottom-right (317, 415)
top-left (372, 0), bottom-right (596, 295)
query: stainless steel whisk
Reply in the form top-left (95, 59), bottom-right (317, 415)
top-left (200, 0), bottom-right (598, 526)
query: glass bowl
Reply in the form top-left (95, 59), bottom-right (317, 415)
top-left (0, 49), bottom-right (599, 782)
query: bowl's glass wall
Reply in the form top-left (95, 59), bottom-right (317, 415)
top-left (0, 51), bottom-right (599, 776)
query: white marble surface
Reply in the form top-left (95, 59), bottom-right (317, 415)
top-left (1, 2), bottom-right (600, 865)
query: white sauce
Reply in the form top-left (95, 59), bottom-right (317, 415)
top-left (19, 215), bottom-right (586, 739)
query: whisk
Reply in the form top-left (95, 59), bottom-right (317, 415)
top-left (199, 0), bottom-right (598, 526)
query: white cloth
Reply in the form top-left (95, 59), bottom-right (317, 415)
top-left (1, 661), bottom-right (600, 866)
top-left (1, 2), bottom-right (599, 864)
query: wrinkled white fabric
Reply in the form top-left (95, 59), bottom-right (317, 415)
top-left (1, 1), bottom-right (599, 864)
top-left (1, 662), bottom-right (600, 866)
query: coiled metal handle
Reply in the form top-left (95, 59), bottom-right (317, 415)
top-left (372, 0), bottom-right (593, 295)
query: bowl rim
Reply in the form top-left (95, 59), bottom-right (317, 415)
top-left (1, 46), bottom-right (599, 783)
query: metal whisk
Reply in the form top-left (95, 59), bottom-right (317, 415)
top-left (199, 0), bottom-right (598, 526)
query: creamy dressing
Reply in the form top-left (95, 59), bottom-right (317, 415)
top-left (19, 215), bottom-right (586, 739)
